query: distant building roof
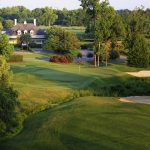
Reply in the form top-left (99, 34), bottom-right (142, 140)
top-left (3, 19), bottom-right (46, 36)
top-left (11, 23), bottom-right (38, 32)
top-left (6, 24), bottom-right (46, 36)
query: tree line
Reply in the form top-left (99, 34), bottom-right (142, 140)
top-left (80, 0), bottom-right (150, 68)
top-left (0, 6), bottom-right (86, 28)
top-left (0, 31), bottom-right (20, 138)
top-left (0, 5), bottom-right (149, 33)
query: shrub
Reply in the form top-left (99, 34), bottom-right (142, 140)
top-left (87, 52), bottom-right (94, 58)
top-left (50, 53), bottom-right (74, 64)
top-left (64, 53), bottom-right (74, 63)
top-left (50, 56), bottom-right (60, 63)
top-left (0, 34), bottom-right (14, 60)
top-left (120, 50), bottom-right (128, 56)
top-left (77, 52), bottom-right (83, 58)
top-left (109, 50), bottom-right (120, 60)
top-left (59, 56), bottom-right (68, 63)
top-left (0, 86), bottom-right (19, 136)
top-left (81, 43), bottom-right (93, 50)
top-left (69, 50), bottom-right (79, 57)
top-left (0, 119), bottom-right (6, 135)
top-left (0, 56), bottom-right (12, 86)
top-left (8, 54), bottom-right (23, 62)
top-left (30, 43), bottom-right (42, 48)
top-left (83, 77), bottom-right (150, 97)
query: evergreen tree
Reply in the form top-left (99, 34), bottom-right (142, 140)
top-left (127, 34), bottom-right (149, 68)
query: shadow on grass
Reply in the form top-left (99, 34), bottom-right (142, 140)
top-left (11, 64), bottom-right (150, 96)
top-left (11, 64), bottom-right (94, 89)
top-left (83, 76), bottom-right (150, 97)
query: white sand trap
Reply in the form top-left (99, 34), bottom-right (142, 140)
top-left (127, 71), bottom-right (150, 77)
top-left (120, 96), bottom-right (150, 104)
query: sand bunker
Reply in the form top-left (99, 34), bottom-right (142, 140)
top-left (120, 96), bottom-right (150, 104)
top-left (127, 71), bottom-right (150, 77)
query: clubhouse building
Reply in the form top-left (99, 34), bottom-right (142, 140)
top-left (4, 19), bottom-right (46, 45)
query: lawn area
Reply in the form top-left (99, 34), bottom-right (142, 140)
top-left (0, 60), bottom-right (149, 149)
top-left (39, 26), bottom-right (86, 36)
top-left (22, 53), bottom-right (55, 59)
top-left (60, 26), bottom-right (86, 36)
top-left (9, 60), bottom-right (149, 113)
top-left (1, 96), bottom-right (150, 150)
top-left (23, 53), bottom-right (49, 59)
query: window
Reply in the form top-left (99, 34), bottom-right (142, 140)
top-left (24, 30), bottom-right (28, 34)
top-left (30, 30), bottom-right (34, 35)
top-left (17, 30), bottom-right (22, 35)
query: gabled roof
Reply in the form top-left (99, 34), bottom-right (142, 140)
top-left (4, 22), bottom-right (46, 36)
top-left (11, 23), bottom-right (38, 31)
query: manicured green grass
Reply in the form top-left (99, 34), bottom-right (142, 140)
top-left (0, 59), bottom-right (149, 149)
top-left (1, 96), bottom-right (150, 150)
top-left (61, 26), bottom-right (86, 35)
top-left (23, 53), bottom-right (54, 59)
top-left (9, 60), bottom-right (147, 113)
top-left (39, 26), bottom-right (86, 36)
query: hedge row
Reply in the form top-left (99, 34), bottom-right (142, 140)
top-left (50, 54), bottom-right (74, 64)
top-left (8, 54), bottom-right (23, 62)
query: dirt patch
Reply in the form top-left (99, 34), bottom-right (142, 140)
top-left (120, 96), bottom-right (150, 104)
top-left (126, 71), bottom-right (150, 77)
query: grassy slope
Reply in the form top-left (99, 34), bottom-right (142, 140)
top-left (10, 60), bottom-right (141, 112)
top-left (1, 59), bottom-right (149, 149)
top-left (1, 96), bottom-right (150, 150)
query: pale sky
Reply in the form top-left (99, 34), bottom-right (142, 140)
top-left (0, 0), bottom-right (150, 10)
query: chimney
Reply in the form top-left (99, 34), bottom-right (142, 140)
top-left (34, 19), bottom-right (36, 26)
top-left (14, 19), bottom-right (17, 26)
top-left (24, 21), bottom-right (27, 24)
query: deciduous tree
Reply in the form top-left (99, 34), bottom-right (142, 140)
top-left (44, 26), bottom-right (80, 52)
top-left (0, 34), bottom-right (14, 60)
top-left (20, 33), bottom-right (32, 50)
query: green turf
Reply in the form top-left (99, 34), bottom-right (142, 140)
top-left (1, 60), bottom-right (149, 149)
top-left (23, 53), bottom-right (54, 59)
top-left (61, 26), bottom-right (86, 35)
top-left (39, 26), bottom-right (86, 36)
top-left (1, 96), bottom-right (150, 150)
top-left (9, 60), bottom-right (145, 113)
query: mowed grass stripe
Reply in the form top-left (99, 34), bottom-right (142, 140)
top-left (1, 97), bottom-right (150, 150)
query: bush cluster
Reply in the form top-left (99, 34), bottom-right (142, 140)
top-left (81, 43), bottom-right (93, 50)
top-left (109, 50), bottom-right (120, 60)
top-left (0, 86), bottom-right (20, 137)
top-left (50, 54), bottom-right (74, 64)
top-left (8, 54), bottom-right (23, 62)
top-left (77, 52), bottom-right (83, 58)
top-left (84, 77), bottom-right (150, 97)
top-left (30, 43), bottom-right (42, 48)
top-left (87, 52), bottom-right (94, 58)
